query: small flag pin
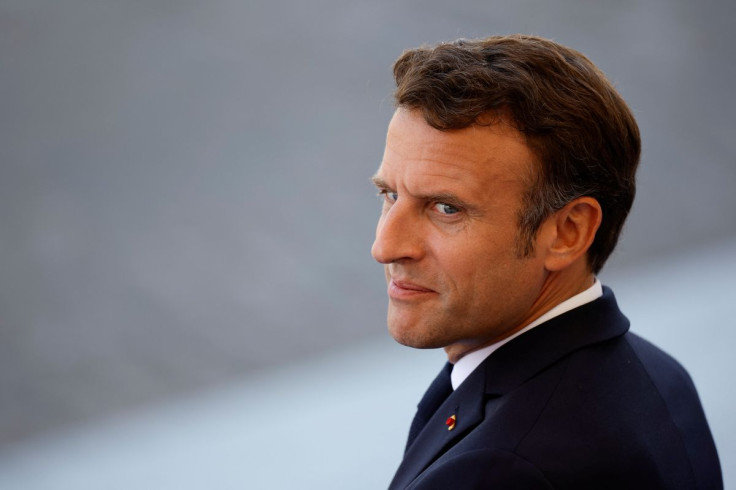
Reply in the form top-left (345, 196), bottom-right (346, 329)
top-left (445, 414), bottom-right (456, 431)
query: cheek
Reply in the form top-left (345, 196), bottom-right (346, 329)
top-left (426, 218), bottom-right (521, 288)
top-left (445, 234), bottom-right (524, 294)
top-left (435, 240), bottom-right (502, 294)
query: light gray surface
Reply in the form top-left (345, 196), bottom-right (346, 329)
top-left (1, 0), bottom-right (735, 448)
top-left (0, 236), bottom-right (733, 489)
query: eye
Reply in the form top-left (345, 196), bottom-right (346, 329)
top-left (434, 202), bottom-right (460, 215)
top-left (380, 190), bottom-right (398, 203)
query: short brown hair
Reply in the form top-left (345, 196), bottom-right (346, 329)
top-left (393, 35), bottom-right (640, 273)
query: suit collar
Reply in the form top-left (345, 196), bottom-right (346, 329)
top-left (484, 286), bottom-right (629, 395)
top-left (451, 279), bottom-right (603, 390)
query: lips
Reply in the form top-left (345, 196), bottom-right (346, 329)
top-left (388, 279), bottom-right (437, 299)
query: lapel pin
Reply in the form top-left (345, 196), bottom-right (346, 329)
top-left (445, 414), bottom-right (456, 431)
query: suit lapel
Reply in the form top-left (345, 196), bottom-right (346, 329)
top-left (389, 362), bottom-right (486, 490)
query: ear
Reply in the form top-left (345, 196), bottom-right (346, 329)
top-left (542, 197), bottom-right (602, 272)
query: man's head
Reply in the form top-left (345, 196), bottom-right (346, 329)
top-left (392, 35), bottom-right (640, 273)
top-left (371, 35), bottom-right (640, 360)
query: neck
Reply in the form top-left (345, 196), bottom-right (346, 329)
top-left (445, 264), bottom-right (595, 363)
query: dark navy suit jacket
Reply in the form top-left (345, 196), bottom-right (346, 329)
top-left (389, 288), bottom-right (722, 489)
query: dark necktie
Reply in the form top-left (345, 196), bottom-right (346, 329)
top-left (405, 362), bottom-right (453, 452)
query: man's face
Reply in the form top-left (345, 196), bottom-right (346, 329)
top-left (371, 109), bottom-right (551, 361)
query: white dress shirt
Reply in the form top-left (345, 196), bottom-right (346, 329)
top-left (450, 279), bottom-right (603, 390)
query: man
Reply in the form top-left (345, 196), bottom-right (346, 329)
top-left (371, 35), bottom-right (722, 489)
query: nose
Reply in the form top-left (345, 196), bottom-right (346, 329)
top-left (371, 203), bottom-right (424, 264)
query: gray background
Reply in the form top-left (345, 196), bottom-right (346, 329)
top-left (1, 0), bottom-right (734, 484)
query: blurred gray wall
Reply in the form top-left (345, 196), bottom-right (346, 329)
top-left (1, 0), bottom-right (735, 447)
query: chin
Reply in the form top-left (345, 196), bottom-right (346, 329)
top-left (387, 321), bottom-right (448, 350)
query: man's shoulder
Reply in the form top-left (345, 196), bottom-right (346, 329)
top-left (557, 329), bottom-right (703, 422)
top-left (466, 329), bottom-right (720, 488)
top-left (622, 331), bottom-right (697, 391)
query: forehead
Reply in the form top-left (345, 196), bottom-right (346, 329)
top-left (378, 109), bottom-right (536, 195)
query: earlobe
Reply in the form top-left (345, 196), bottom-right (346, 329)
top-left (543, 197), bottom-right (602, 272)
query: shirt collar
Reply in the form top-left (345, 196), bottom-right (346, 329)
top-left (450, 278), bottom-right (603, 390)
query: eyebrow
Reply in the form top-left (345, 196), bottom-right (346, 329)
top-left (371, 175), bottom-right (391, 190)
top-left (371, 175), bottom-right (477, 212)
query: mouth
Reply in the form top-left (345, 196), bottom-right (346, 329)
top-left (388, 279), bottom-right (437, 299)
